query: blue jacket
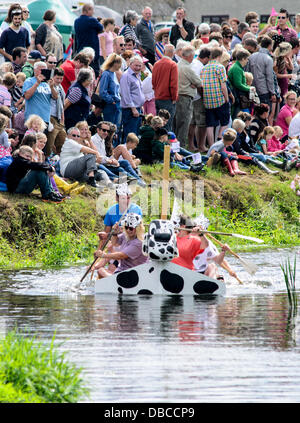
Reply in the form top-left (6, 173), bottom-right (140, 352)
top-left (99, 70), bottom-right (120, 104)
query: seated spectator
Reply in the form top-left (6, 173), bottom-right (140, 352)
top-left (275, 91), bottom-right (298, 141)
top-left (0, 72), bottom-right (16, 107)
top-left (249, 104), bottom-right (270, 144)
top-left (24, 114), bottom-right (47, 136)
top-left (152, 127), bottom-right (190, 170)
top-left (64, 68), bottom-right (93, 130)
top-left (133, 115), bottom-right (163, 164)
top-left (267, 126), bottom-right (287, 154)
top-left (10, 71), bottom-right (26, 114)
top-left (113, 132), bottom-right (141, 171)
top-left (206, 128), bottom-right (246, 176)
top-left (59, 126), bottom-right (103, 187)
top-left (6, 145), bottom-right (63, 203)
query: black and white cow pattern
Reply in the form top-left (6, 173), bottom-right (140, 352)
top-left (94, 262), bottom-right (226, 296)
top-left (142, 220), bottom-right (178, 262)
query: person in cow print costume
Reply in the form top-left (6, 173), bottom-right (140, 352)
top-left (94, 212), bottom-right (148, 278)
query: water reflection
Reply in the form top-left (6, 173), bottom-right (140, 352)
top-left (0, 248), bottom-right (300, 402)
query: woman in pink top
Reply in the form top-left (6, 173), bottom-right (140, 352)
top-left (99, 18), bottom-right (116, 65)
top-left (275, 91), bottom-right (298, 140)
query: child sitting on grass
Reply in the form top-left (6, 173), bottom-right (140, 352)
top-left (152, 128), bottom-right (190, 169)
top-left (24, 114), bottom-right (47, 137)
top-left (206, 128), bottom-right (246, 176)
top-left (113, 132), bottom-right (141, 171)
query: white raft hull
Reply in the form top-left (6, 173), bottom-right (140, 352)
top-left (93, 262), bottom-right (226, 296)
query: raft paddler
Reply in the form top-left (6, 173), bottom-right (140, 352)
top-left (94, 213), bottom-right (148, 278)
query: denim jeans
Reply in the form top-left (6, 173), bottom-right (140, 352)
top-left (121, 107), bottom-right (141, 143)
top-left (250, 153), bottom-right (267, 163)
top-left (15, 170), bottom-right (52, 198)
top-left (103, 102), bottom-right (121, 130)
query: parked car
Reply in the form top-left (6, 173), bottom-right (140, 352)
top-left (154, 21), bottom-right (174, 33)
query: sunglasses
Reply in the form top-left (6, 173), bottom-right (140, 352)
top-left (119, 43), bottom-right (125, 46)
top-left (100, 128), bottom-right (110, 132)
top-left (48, 61), bottom-right (57, 64)
top-left (125, 226), bottom-right (134, 231)
top-left (225, 35), bottom-right (233, 39)
top-left (23, 10), bottom-right (29, 13)
top-left (278, 16), bottom-right (287, 19)
top-left (71, 134), bottom-right (80, 138)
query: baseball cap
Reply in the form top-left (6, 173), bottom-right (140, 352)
top-left (28, 50), bottom-right (45, 60)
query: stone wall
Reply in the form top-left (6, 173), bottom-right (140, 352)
top-left (95, 0), bottom-right (183, 22)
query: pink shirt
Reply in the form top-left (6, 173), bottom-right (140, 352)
top-left (0, 85), bottom-right (11, 107)
top-left (275, 104), bottom-right (295, 138)
top-left (99, 31), bottom-right (114, 57)
top-left (267, 136), bottom-right (285, 152)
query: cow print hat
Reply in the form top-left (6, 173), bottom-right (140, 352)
top-left (121, 213), bottom-right (142, 228)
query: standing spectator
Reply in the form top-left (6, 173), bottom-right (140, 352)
top-left (46, 68), bottom-right (66, 156)
top-left (188, 47), bottom-right (211, 152)
top-left (135, 7), bottom-right (155, 65)
top-left (222, 28), bottom-right (233, 52)
top-left (99, 53), bottom-right (122, 127)
top-left (155, 28), bottom-right (170, 61)
top-left (152, 44), bottom-right (178, 132)
top-left (231, 22), bottom-right (249, 50)
top-left (21, 6), bottom-right (34, 48)
top-left (196, 23), bottom-right (210, 44)
top-left (228, 48), bottom-right (253, 118)
top-left (75, 47), bottom-right (97, 98)
top-left (119, 10), bottom-right (140, 48)
top-left (23, 61), bottom-right (58, 125)
top-left (173, 46), bottom-right (202, 149)
top-left (74, 3), bottom-right (103, 78)
top-left (99, 18), bottom-right (116, 65)
top-left (274, 42), bottom-right (293, 98)
top-left (242, 37), bottom-right (258, 55)
top-left (170, 7), bottom-right (195, 47)
top-left (275, 8), bottom-right (297, 42)
top-left (248, 36), bottom-right (275, 108)
top-left (120, 55), bottom-right (145, 143)
top-left (60, 53), bottom-right (89, 94)
top-left (64, 68), bottom-right (93, 130)
top-left (22, 50), bottom-right (45, 78)
top-left (229, 18), bottom-right (240, 35)
top-left (200, 47), bottom-right (230, 146)
top-left (0, 7), bottom-right (30, 62)
top-left (45, 54), bottom-right (57, 70)
top-left (35, 10), bottom-right (63, 64)
top-left (113, 36), bottom-right (127, 72)
top-left (11, 47), bottom-right (27, 74)
top-left (248, 20), bottom-right (259, 37)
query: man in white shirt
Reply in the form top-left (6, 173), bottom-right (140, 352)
top-left (288, 111), bottom-right (300, 138)
top-left (188, 47), bottom-right (210, 152)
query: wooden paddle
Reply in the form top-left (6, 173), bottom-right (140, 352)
top-left (206, 233), bottom-right (258, 276)
top-left (77, 203), bottom-right (132, 287)
top-left (182, 228), bottom-right (264, 244)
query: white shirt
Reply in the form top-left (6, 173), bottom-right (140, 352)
top-left (59, 138), bottom-right (84, 176)
top-left (142, 72), bottom-right (154, 101)
top-left (191, 58), bottom-right (204, 101)
top-left (91, 133), bottom-right (109, 162)
top-left (288, 112), bottom-right (300, 138)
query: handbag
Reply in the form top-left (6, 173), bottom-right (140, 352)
top-left (91, 70), bottom-right (106, 108)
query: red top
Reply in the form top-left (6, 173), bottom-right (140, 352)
top-left (172, 235), bottom-right (204, 270)
top-left (60, 60), bottom-right (75, 94)
top-left (152, 57), bottom-right (179, 102)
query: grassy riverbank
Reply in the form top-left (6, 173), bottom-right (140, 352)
top-left (0, 164), bottom-right (299, 269)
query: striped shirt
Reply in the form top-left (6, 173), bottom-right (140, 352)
top-left (200, 60), bottom-right (227, 109)
top-left (67, 86), bottom-right (82, 103)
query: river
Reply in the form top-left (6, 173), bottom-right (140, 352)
top-left (0, 248), bottom-right (299, 403)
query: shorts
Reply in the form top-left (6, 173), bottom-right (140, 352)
top-left (190, 98), bottom-right (206, 127)
top-left (205, 102), bottom-right (230, 128)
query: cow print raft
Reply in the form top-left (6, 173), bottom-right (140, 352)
top-left (193, 280), bottom-right (219, 294)
top-left (116, 270), bottom-right (139, 289)
top-left (138, 289), bottom-right (153, 295)
top-left (160, 270), bottom-right (184, 294)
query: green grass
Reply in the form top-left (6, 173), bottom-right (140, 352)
top-left (0, 330), bottom-right (89, 403)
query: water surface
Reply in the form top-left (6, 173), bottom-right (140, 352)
top-left (0, 248), bottom-right (299, 403)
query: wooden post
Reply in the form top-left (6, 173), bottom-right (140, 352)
top-left (161, 144), bottom-right (170, 219)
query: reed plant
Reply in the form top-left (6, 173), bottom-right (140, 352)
top-left (280, 255), bottom-right (298, 310)
top-left (0, 330), bottom-right (89, 403)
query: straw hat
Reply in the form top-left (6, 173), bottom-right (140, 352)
top-left (155, 27), bottom-right (170, 42)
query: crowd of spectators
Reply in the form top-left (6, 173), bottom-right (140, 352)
top-left (0, 3), bottom-right (299, 203)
